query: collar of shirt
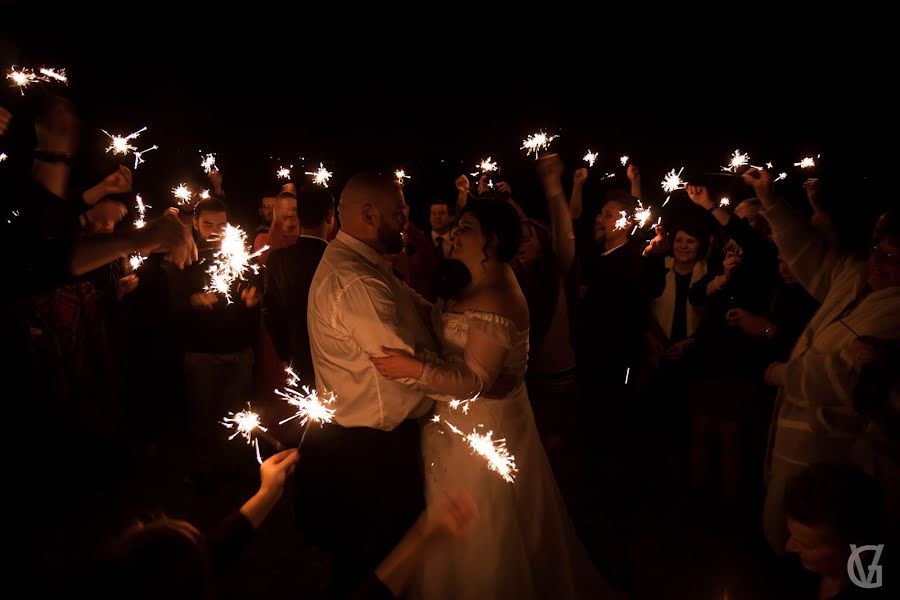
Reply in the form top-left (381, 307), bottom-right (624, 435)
top-left (335, 230), bottom-right (393, 274)
top-left (431, 230), bottom-right (450, 244)
top-left (299, 234), bottom-right (328, 243)
top-left (602, 240), bottom-right (628, 256)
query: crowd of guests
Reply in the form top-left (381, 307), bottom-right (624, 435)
top-left (2, 87), bottom-right (897, 599)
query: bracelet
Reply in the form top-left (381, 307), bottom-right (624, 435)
top-left (33, 149), bottom-right (73, 165)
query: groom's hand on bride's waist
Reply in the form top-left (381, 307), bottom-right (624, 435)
top-left (482, 373), bottom-right (518, 399)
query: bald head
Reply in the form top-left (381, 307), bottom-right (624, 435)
top-left (338, 172), bottom-right (407, 254)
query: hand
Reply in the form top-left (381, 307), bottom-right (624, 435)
top-left (241, 285), bottom-right (261, 308)
top-left (626, 163), bottom-right (640, 183)
top-left (665, 339), bottom-right (693, 361)
top-left (573, 167), bottom-right (588, 186)
top-left (722, 254), bottom-right (742, 280)
top-left (725, 308), bottom-right (771, 337)
top-left (85, 200), bottom-right (128, 229)
top-left (482, 372), bottom-right (518, 398)
top-left (104, 165), bottom-right (133, 195)
top-left (740, 167), bottom-right (774, 206)
top-left (802, 178), bottom-right (821, 207)
top-left (764, 361), bottom-right (785, 386)
top-left (685, 184), bottom-right (713, 209)
top-left (643, 225), bottom-right (669, 256)
top-left (208, 168), bottom-right (223, 193)
top-left (139, 210), bottom-right (198, 268)
top-left (190, 292), bottom-right (218, 310)
top-left (455, 174), bottom-right (470, 194)
top-left (419, 489), bottom-right (479, 540)
top-left (34, 95), bottom-right (78, 154)
top-left (116, 273), bottom-right (140, 300)
top-left (258, 449), bottom-right (300, 499)
top-left (477, 175), bottom-right (491, 196)
top-left (494, 181), bottom-right (512, 197)
top-left (370, 346), bottom-right (424, 380)
top-left (536, 153), bottom-right (564, 183)
top-left (851, 338), bottom-right (879, 365)
top-left (0, 106), bottom-right (11, 136)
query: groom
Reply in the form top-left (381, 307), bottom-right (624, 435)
top-left (298, 172), bottom-right (438, 598)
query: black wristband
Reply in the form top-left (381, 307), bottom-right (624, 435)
top-left (33, 149), bottom-right (73, 165)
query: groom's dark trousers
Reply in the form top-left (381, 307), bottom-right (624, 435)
top-left (294, 418), bottom-right (424, 599)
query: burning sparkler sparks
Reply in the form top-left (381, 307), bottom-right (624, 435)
top-left (719, 197), bottom-right (730, 207)
top-left (521, 131), bottom-right (559, 159)
top-left (722, 149), bottom-right (751, 173)
top-left (633, 200), bottom-right (652, 229)
top-left (614, 210), bottom-right (630, 231)
top-left (200, 153), bottom-right (217, 174)
top-left (7, 66), bottom-right (68, 94)
top-left (394, 169), bottom-right (410, 184)
top-left (583, 150), bottom-right (599, 167)
top-left (430, 415), bottom-right (518, 482)
top-left (102, 126), bottom-right (148, 157)
top-left (472, 157), bottom-right (499, 176)
top-left (276, 165), bottom-right (292, 179)
top-left (305, 163), bottom-right (333, 187)
top-left (39, 68), bottom-right (67, 83)
top-left (132, 145), bottom-right (158, 169)
top-left (7, 67), bottom-right (38, 94)
top-left (776, 172), bottom-right (788, 181)
top-left (205, 224), bottom-right (267, 303)
top-left (620, 155), bottom-right (629, 166)
top-left (129, 254), bottom-right (146, 270)
top-left (134, 194), bottom-right (150, 229)
top-left (661, 167), bottom-right (687, 194)
top-left (172, 183), bottom-right (192, 205)
top-left (199, 189), bottom-right (211, 200)
top-left (0, 153), bottom-right (7, 162)
top-left (275, 367), bottom-right (337, 448)
top-left (794, 157), bottom-right (816, 169)
top-left (221, 404), bottom-right (269, 464)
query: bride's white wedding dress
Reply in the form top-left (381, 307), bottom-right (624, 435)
top-left (411, 300), bottom-right (619, 599)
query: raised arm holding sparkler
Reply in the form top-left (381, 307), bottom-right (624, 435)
top-left (82, 166), bottom-right (133, 206)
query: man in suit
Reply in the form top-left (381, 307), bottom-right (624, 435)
top-left (263, 186), bottom-right (335, 387)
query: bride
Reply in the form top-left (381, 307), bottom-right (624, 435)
top-left (371, 199), bottom-right (617, 599)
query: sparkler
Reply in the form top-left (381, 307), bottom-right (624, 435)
top-left (305, 163), bottom-right (333, 187)
top-left (661, 167), bottom-right (686, 207)
top-left (620, 155), bottom-right (629, 166)
top-left (776, 172), bottom-right (788, 181)
top-left (132, 145), bottom-right (158, 169)
top-left (521, 131), bottom-right (558, 159)
top-left (199, 189), bottom-right (211, 200)
top-left (722, 149), bottom-right (751, 173)
top-left (102, 126), bottom-right (148, 157)
top-left (276, 165), bottom-right (292, 179)
top-left (39, 68), bottom-right (67, 83)
top-left (394, 169), bottom-right (410, 184)
top-left (614, 210), bottom-right (630, 231)
top-left (472, 157), bottom-right (498, 176)
top-left (129, 254), bottom-right (146, 271)
top-left (172, 183), bottom-right (192, 205)
top-left (221, 404), bottom-right (284, 464)
top-left (794, 157), bottom-right (815, 169)
top-left (719, 197), bottom-right (730, 207)
top-left (583, 150), bottom-right (598, 167)
top-left (275, 367), bottom-right (337, 448)
top-left (633, 200), bottom-right (652, 228)
top-left (134, 194), bottom-right (150, 229)
top-left (200, 153), bottom-right (217, 174)
top-left (0, 153), bottom-right (7, 162)
top-left (433, 415), bottom-right (517, 483)
top-left (7, 67), bottom-right (38, 94)
top-left (204, 224), bottom-right (268, 303)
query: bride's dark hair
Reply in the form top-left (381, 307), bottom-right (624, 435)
top-left (460, 199), bottom-right (523, 266)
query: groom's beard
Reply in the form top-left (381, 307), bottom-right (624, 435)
top-left (378, 223), bottom-right (404, 255)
